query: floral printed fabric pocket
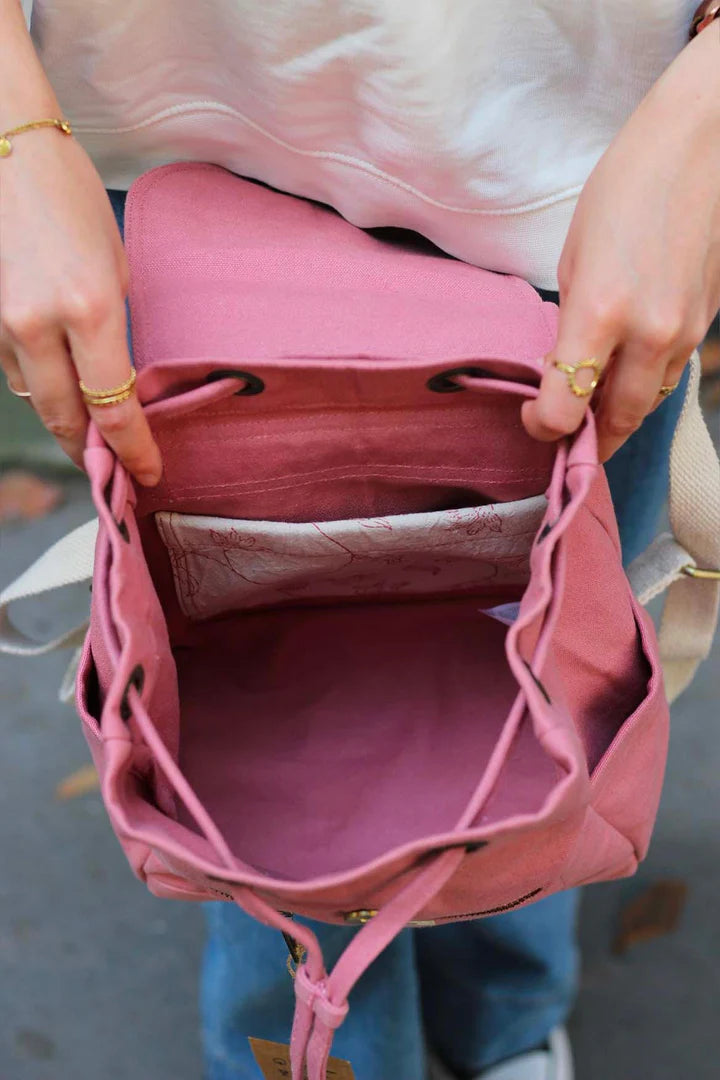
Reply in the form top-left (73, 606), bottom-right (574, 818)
top-left (155, 496), bottom-right (546, 621)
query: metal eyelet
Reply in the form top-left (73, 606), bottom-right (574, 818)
top-left (120, 664), bottom-right (145, 721)
top-left (205, 369), bottom-right (265, 396)
top-left (426, 366), bottom-right (495, 393)
top-left (682, 564), bottom-right (720, 581)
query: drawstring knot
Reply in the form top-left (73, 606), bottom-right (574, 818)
top-left (294, 964), bottom-right (349, 1029)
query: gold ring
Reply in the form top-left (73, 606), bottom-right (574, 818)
top-left (552, 357), bottom-right (603, 399)
top-left (5, 376), bottom-right (32, 399)
top-left (79, 369), bottom-right (136, 407)
top-left (658, 382), bottom-right (679, 398)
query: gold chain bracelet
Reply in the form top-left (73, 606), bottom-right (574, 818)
top-left (0, 118), bottom-right (73, 158)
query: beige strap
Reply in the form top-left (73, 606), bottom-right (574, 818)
top-left (628, 351), bottom-right (720, 702)
top-left (0, 518), bottom-right (97, 656)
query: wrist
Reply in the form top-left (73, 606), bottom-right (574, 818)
top-left (0, 99), bottom-right (64, 135)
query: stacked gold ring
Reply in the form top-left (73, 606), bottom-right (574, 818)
top-left (552, 357), bottom-right (603, 398)
top-left (79, 369), bottom-right (136, 407)
top-left (658, 382), bottom-right (679, 398)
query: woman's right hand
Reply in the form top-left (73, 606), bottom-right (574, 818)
top-left (0, 130), bottom-right (162, 485)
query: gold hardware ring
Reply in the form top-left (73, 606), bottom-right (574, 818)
top-left (682, 564), bottom-right (720, 581)
top-left (658, 382), bottom-right (680, 398)
top-left (79, 369), bottom-right (136, 407)
top-left (552, 357), bottom-right (603, 399)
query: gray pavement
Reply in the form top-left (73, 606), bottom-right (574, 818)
top-left (1, 466), bottom-right (719, 1080)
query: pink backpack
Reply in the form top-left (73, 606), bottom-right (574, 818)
top-left (2, 163), bottom-right (719, 1080)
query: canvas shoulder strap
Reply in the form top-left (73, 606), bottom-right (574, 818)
top-left (627, 351), bottom-right (720, 701)
top-left (0, 518), bottom-right (97, 656)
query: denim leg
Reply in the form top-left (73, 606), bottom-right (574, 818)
top-left (201, 903), bottom-right (426, 1080)
top-left (107, 188), bottom-right (133, 354)
top-left (107, 187), bottom-right (127, 236)
top-left (604, 366), bottom-right (689, 564)
top-left (416, 890), bottom-right (580, 1075)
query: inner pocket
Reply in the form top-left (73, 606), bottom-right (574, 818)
top-left (156, 496), bottom-right (547, 620)
top-left (151, 497), bottom-right (559, 879)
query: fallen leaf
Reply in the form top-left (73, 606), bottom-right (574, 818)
top-left (55, 763), bottom-right (100, 800)
top-left (0, 470), bottom-right (63, 523)
top-left (613, 879), bottom-right (688, 955)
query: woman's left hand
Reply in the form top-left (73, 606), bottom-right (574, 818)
top-left (522, 21), bottom-right (720, 462)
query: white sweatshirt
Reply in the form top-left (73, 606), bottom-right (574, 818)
top-left (23, 1), bottom-right (696, 289)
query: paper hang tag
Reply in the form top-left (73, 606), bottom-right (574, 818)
top-left (249, 1038), bottom-right (356, 1080)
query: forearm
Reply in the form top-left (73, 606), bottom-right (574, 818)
top-left (650, 18), bottom-right (720, 136)
top-left (0, 0), bottom-right (61, 129)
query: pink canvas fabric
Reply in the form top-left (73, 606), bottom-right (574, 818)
top-left (76, 163), bottom-right (669, 1079)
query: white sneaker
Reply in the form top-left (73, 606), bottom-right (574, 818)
top-left (429, 1026), bottom-right (574, 1080)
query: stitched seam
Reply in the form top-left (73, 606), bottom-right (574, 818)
top-left (155, 463), bottom-right (548, 487)
top-left (163, 467), bottom-right (547, 486)
top-left (153, 476), bottom-right (548, 505)
top-left (154, 484), bottom-right (546, 508)
top-left (74, 102), bottom-right (585, 217)
top-left (155, 420), bottom-right (532, 439)
top-left (163, 531), bottom-right (540, 555)
top-left (157, 410), bottom-right (532, 425)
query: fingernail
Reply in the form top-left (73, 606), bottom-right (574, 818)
top-left (138, 471), bottom-right (162, 487)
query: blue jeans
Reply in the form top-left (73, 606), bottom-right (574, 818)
top-left (107, 188), bottom-right (686, 1079)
